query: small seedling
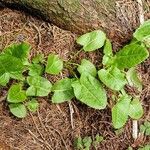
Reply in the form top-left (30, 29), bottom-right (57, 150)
top-left (74, 135), bottom-right (103, 150)
top-left (140, 121), bottom-right (150, 136)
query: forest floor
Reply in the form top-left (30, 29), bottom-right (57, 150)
top-left (0, 8), bottom-right (149, 150)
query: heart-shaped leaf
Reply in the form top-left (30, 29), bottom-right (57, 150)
top-left (76, 30), bottom-right (106, 51)
top-left (7, 84), bottom-right (27, 103)
top-left (9, 103), bottom-right (27, 118)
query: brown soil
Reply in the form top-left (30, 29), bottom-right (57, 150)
top-left (0, 8), bottom-right (150, 150)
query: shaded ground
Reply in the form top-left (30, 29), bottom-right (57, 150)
top-left (0, 8), bottom-right (150, 150)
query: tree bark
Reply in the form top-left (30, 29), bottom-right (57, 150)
top-left (0, 0), bottom-right (150, 44)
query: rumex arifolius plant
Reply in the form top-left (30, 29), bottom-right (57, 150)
top-left (0, 20), bottom-right (149, 131)
top-left (0, 42), bottom-right (63, 118)
top-left (73, 20), bottom-right (149, 129)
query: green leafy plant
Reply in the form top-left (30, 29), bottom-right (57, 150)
top-left (0, 42), bottom-right (63, 118)
top-left (0, 20), bottom-right (149, 131)
top-left (74, 20), bottom-right (149, 129)
top-left (74, 135), bottom-right (104, 150)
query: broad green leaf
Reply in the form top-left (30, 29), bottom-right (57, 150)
top-left (9, 103), bottom-right (27, 118)
top-left (52, 78), bottom-right (75, 103)
top-left (45, 54), bottom-right (63, 75)
top-left (114, 43), bottom-right (149, 69)
top-left (76, 30), bottom-right (106, 51)
top-left (7, 84), bottom-right (26, 103)
top-left (0, 73), bottom-right (10, 86)
top-left (28, 64), bottom-right (44, 76)
top-left (26, 76), bottom-right (52, 97)
top-left (112, 95), bottom-right (131, 129)
top-left (0, 54), bottom-right (24, 77)
top-left (128, 98), bottom-right (143, 119)
top-left (72, 73), bottom-right (107, 109)
top-left (126, 67), bottom-right (142, 91)
top-left (77, 59), bottom-right (97, 77)
top-left (32, 54), bottom-right (45, 64)
top-left (103, 39), bottom-right (113, 55)
top-left (26, 99), bottom-right (39, 112)
top-left (4, 42), bottom-right (31, 65)
top-left (133, 20), bottom-right (150, 42)
top-left (98, 67), bottom-right (127, 91)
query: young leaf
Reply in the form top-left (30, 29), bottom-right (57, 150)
top-left (72, 73), bottom-right (107, 109)
top-left (28, 64), bottom-right (44, 76)
top-left (114, 43), bottom-right (149, 69)
top-left (77, 59), bottom-right (97, 77)
top-left (7, 84), bottom-right (26, 103)
top-left (74, 137), bottom-right (83, 149)
top-left (4, 42), bottom-right (31, 65)
top-left (26, 76), bottom-right (52, 97)
top-left (0, 73), bottom-right (10, 86)
top-left (103, 39), bottom-right (113, 56)
top-left (140, 121), bottom-right (150, 135)
top-left (126, 67), bottom-right (142, 91)
top-left (52, 78), bottom-right (75, 103)
top-left (45, 54), bottom-right (63, 75)
top-left (26, 99), bottom-right (39, 112)
top-left (93, 134), bottom-right (104, 148)
top-left (0, 54), bottom-right (24, 77)
top-left (98, 67), bottom-right (127, 91)
top-left (102, 39), bottom-right (114, 66)
top-left (102, 55), bottom-right (115, 67)
top-left (133, 20), bottom-right (150, 42)
top-left (9, 103), bottom-right (27, 118)
top-left (76, 30), bottom-right (106, 51)
top-left (82, 136), bottom-right (92, 149)
top-left (112, 94), bottom-right (131, 129)
top-left (32, 54), bottom-right (45, 64)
